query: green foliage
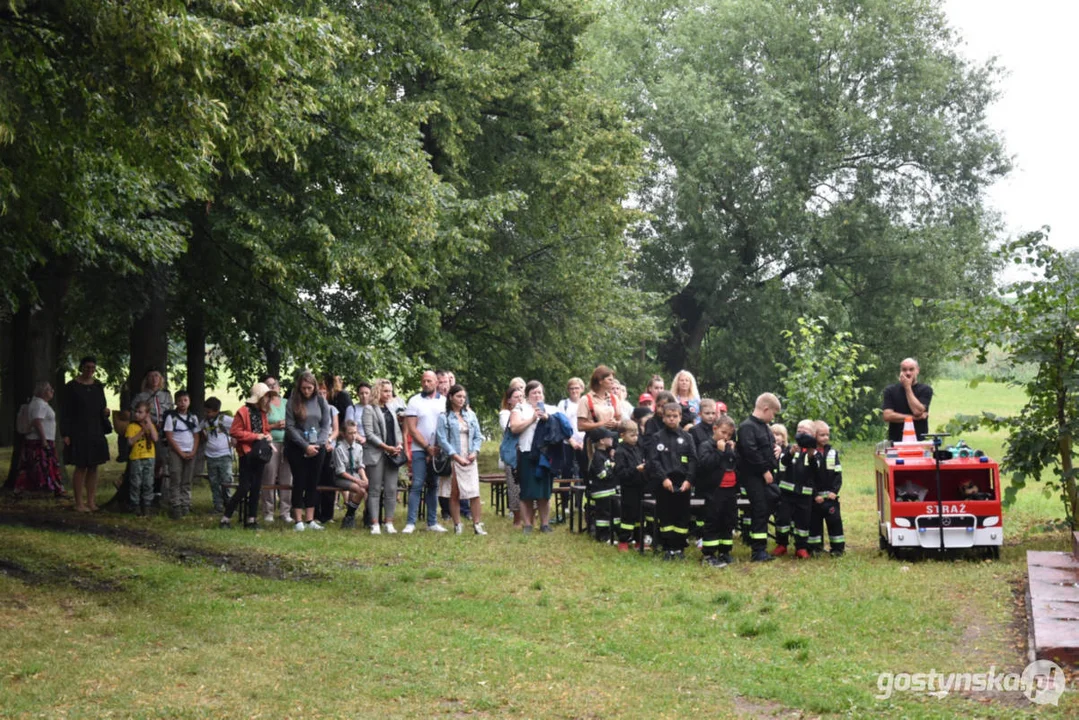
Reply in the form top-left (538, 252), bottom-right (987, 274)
top-left (945, 230), bottom-right (1079, 526)
top-left (585, 0), bottom-right (1007, 401)
top-left (776, 317), bottom-right (875, 438)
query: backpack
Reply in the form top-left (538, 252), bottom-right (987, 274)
top-left (499, 413), bottom-right (520, 468)
top-left (15, 402), bottom-right (32, 435)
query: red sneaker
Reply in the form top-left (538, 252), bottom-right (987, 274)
top-left (617, 542), bottom-right (630, 552)
top-left (795, 548), bottom-right (810, 559)
top-left (771, 545), bottom-right (788, 557)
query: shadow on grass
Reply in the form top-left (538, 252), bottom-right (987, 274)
top-left (0, 508), bottom-right (330, 582)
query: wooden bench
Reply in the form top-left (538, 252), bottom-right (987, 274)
top-left (479, 474), bottom-right (507, 516)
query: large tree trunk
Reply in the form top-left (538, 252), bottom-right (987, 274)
top-left (127, 267), bottom-right (171, 391)
top-left (659, 281), bottom-right (709, 376)
top-left (0, 314), bottom-right (14, 448)
top-left (104, 268), bottom-right (171, 510)
top-left (264, 341), bottom-right (282, 382)
top-left (4, 261), bottom-right (70, 488)
top-left (185, 308), bottom-right (206, 418)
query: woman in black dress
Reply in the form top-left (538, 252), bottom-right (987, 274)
top-left (61, 356), bottom-right (111, 512)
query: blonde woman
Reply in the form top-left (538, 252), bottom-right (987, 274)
top-left (362, 378), bottom-right (405, 534)
top-left (671, 370), bottom-right (701, 424)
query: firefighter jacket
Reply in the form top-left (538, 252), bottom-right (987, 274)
top-left (613, 443), bottom-right (646, 490)
top-left (689, 421), bottom-right (713, 451)
top-left (736, 415), bottom-right (775, 478)
top-left (814, 445), bottom-right (843, 498)
top-left (779, 447), bottom-right (817, 497)
top-left (588, 447), bottom-right (618, 497)
top-left (696, 439), bottom-right (738, 496)
top-left (646, 424), bottom-right (697, 490)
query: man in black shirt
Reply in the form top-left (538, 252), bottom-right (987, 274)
top-left (881, 358), bottom-right (933, 442)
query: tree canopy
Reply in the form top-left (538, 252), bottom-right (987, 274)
top-left (2, 0), bottom-right (1016, 441)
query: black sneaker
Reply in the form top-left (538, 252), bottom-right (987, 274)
top-left (673, 549), bottom-right (686, 560)
top-left (218, 518), bottom-right (231, 529)
top-left (341, 515), bottom-right (356, 530)
top-left (719, 553), bottom-right (734, 565)
top-left (702, 555), bottom-right (725, 568)
top-left (829, 548), bottom-right (845, 557)
top-left (750, 550), bottom-right (775, 562)
top-left (540, 525), bottom-right (553, 534)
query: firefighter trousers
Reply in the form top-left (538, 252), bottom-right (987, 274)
top-left (617, 485), bottom-right (643, 545)
top-left (590, 484), bottom-right (620, 542)
top-left (700, 486), bottom-right (739, 557)
top-left (656, 487), bottom-right (691, 551)
top-left (741, 475), bottom-right (772, 552)
top-left (775, 492), bottom-right (812, 550)
top-left (809, 498), bottom-right (844, 553)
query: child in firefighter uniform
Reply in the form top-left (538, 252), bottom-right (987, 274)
top-left (774, 421), bottom-right (818, 559)
top-left (809, 421), bottom-right (845, 556)
top-left (613, 421), bottom-right (647, 551)
top-left (586, 428), bottom-right (619, 542)
top-left (646, 402), bottom-right (697, 560)
top-left (688, 398), bottom-right (717, 536)
top-left (696, 415), bottom-right (739, 567)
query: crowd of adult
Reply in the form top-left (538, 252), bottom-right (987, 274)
top-left (11, 357), bottom-right (931, 550)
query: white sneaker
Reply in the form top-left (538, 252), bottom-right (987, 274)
top-left (371, 524), bottom-right (381, 535)
top-left (384, 523), bottom-right (397, 534)
top-left (454, 523), bottom-right (464, 535)
top-left (294, 521), bottom-right (306, 532)
top-left (427, 523), bottom-right (447, 533)
top-left (473, 522), bottom-right (487, 536)
top-left (402, 523), bottom-right (416, 534)
top-left (263, 514), bottom-right (275, 524)
top-left (308, 519), bottom-right (324, 531)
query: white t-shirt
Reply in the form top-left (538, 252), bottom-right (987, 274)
top-left (513, 402), bottom-right (539, 452)
top-left (404, 393), bottom-right (444, 452)
top-left (164, 412), bottom-right (200, 453)
top-left (556, 398), bottom-right (583, 444)
top-left (27, 397), bottom-right (56, 441)
top-left (201, 415), bottom-right (234, 458)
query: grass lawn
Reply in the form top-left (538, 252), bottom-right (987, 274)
top-left (0, 378), bottom-right (1075, 718)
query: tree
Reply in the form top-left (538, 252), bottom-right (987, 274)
top-left (776, 317), bottom-right (875, 438)
top-left (947, 231), bottom-right (1079, 528)
top-left (1, 0), bottom-right (359, 439)
top-left (585, 0), bottom-right (1009, 409)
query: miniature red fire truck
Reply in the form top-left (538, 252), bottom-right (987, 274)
top-left (876, 418), bottom-right (1003, 558)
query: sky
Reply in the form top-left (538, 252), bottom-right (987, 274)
top-left (944, 0), bottom-right (1079, 252)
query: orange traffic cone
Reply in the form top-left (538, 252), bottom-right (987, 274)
top-left (900, 416), bottom-right (917, 444)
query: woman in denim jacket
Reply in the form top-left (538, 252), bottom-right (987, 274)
top-left (435, 384), bottom-right (486, 535)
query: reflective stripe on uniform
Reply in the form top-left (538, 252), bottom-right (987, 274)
top-left (807, 535), bottom-right (822, 544)
top-left (829, 535), bottom-right (845, 543)
top-left (775, 524), bottom-right (791, 533)
top-left (660, 525), bottom-right (688, 534)
top-left (717, 538), bottom-right (734, 546)
top-left (749, 532), bottom-right (768, 540)
top-left (778, 481), bottom-right (795, 492)
top-left (591, 488), bottom-right (617, 499)
top-left (701, 539), bottom-right (721, 548)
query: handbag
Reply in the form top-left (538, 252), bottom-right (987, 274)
top-left (251, 438), bottom-right (273, 464)
top-left (499, 414), bottom-right (519, 469)
top-left (385, 450), bottom-right (408, 468)
top-left (432, 452), bottom-right (453, 477)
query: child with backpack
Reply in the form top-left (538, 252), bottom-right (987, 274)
top-left (163, 389), bottom-right (200, 519)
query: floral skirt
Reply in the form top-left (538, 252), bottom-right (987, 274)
top-left (15, 440), bottom-right (65, 495)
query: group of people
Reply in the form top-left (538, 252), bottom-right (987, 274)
top-left (501, 367), bottom-right (846, 565)
top-left (13, 354), bottom-right (934, 565)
